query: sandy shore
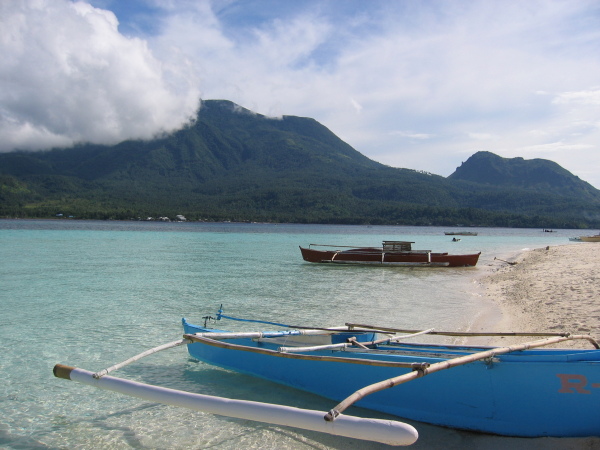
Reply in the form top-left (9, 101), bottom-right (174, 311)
top-left (479, 243), bottom-right (600, 348)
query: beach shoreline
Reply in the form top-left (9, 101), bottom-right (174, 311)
top-left (473, 243), bottom-right (600, 348)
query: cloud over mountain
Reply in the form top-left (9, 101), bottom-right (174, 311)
top-left (0, 0), bottom-right (200, 152)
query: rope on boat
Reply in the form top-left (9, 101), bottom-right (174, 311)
top-left (379, 328), bottom-right (436, 344)
top-left (216, 307), bottom-right (291, 328)
top-left (324, 333), bottom-right (600, 421)
top-left (212, 308), bottom-right (398, 334)
top-left (93, 339), bottom-right (190, 379)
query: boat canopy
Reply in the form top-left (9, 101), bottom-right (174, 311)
top-left (382, 241), bottom-right (414, 251)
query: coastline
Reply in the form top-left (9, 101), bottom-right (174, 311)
top-left (476, 243), bottom-right (600, 347)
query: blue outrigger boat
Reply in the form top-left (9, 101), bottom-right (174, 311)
top-left (182, 310), bottom-right (600, 439)
top-left (54, 308), bottom-right (600, 446)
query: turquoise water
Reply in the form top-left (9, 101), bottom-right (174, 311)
top-left (0, 220), bottom-right (583, 448)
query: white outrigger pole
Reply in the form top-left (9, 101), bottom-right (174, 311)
top-left (53, 337), bottom-right (419, 447)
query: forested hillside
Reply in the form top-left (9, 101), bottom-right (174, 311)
top-left (1, 100), bottom-right (599, 228)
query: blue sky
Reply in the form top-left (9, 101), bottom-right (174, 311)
top-left (2, 1), bottom-right (600, 187)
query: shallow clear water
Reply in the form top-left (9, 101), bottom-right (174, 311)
top-left (0, 220), bottom-right (581, 448)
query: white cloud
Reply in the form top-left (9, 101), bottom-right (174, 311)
top-left (518, 141), bottom-right (594, 154)
top-left (553, 89), bottom-right (600, 106)
top-left (0, 0), bottom-right (200, 151)
top-left (468, 133), bottom-right (496, 141)
top-left (349, 98), bottom-right (362, 114)
top-left (390, 131), bottom-right (433, 140)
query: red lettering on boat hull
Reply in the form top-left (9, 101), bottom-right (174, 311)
top-left (557, 374), bottom-right (591, 394)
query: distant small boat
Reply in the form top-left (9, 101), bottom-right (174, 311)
top-left (299, 241), bottom-right (481, 267)
top-left (444, 231), bottom-right (478, 236)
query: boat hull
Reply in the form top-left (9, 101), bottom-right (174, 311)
top-left (299, 247), bottom-right (481, 267)
top-left (444, 232), bottom-right (478, 236)
top-left (580, 236), bottom-right (600, 242)
top-left (183, 319), bottom-right (600, 438)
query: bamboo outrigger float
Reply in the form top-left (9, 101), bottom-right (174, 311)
top-left (54, 308), bottom-right (600, 445)
top-left (53, 363), bottom-right (417, 446)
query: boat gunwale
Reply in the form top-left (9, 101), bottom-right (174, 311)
top-left (183, 332), bottom-right (600, 367)
top-left (184, 334), bottom-right (430, 368)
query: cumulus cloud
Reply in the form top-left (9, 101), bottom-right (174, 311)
top-left (0, 0), bottom-right (200, 152)
top-left (553, 88), bottom-right (600, 106)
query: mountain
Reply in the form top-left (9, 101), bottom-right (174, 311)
top-left (1, 100), bottom-right (600, 228)
top-left (449, 151), bottom-right (600, 202)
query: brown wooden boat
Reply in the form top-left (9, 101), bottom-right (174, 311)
top-left (299, 241), bottom-right (481, 267)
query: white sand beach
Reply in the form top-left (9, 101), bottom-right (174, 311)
top-left (480, 243), bottom-right (600, 347)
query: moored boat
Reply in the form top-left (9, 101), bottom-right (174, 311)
top-left (444, 231), bottom-right (478, 236)
top-left (580, 234), bottom-right (600, 242)
top-left (181, 310), bottom-right (600, 439)
top-left (300, 241), bottom-right (481, 267)
top-left (53, 308), bottom-right (600, 445)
